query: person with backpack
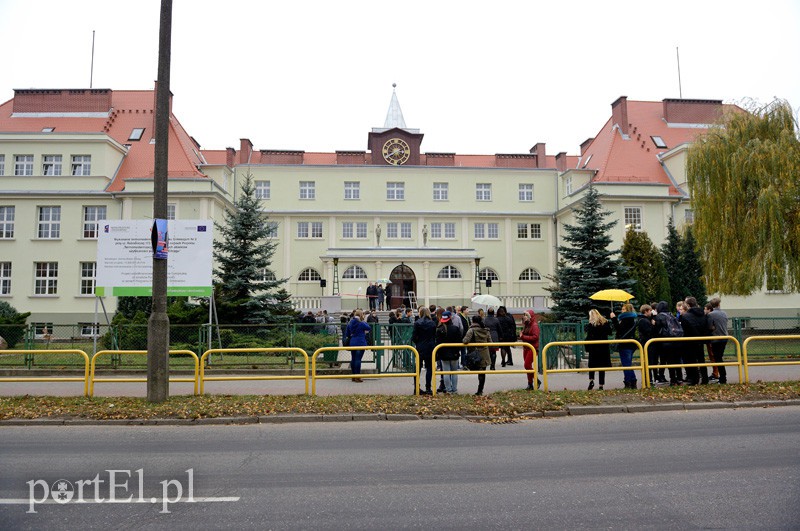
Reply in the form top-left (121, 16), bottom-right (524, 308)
top-left (611, 303), bottom-right (638, 389)
top-left (653, 300), bottom-right (683, 385)
top-left (586, 308), bottom-right (613, 390)
top-left (462, 315), bottom-right (491, 396)
top-left (435, 311), bottom-right (462, 393)
top-left (637, 304), bottom-right (658, 383)
top-left (679, 296), bottom-right (710, 385)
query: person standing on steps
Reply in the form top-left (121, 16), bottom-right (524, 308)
top-left (586, 308), bottom-right (613, 390)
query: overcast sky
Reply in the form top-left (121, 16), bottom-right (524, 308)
top-left (1, 0), bottom-right (799, 155)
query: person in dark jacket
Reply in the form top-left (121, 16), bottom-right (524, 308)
top-left (653, 301), bottom-right (681, 385)
top-left (435, 311), bottom-right (462, 393)
top-left (483, 307), bottom-right (502, 370)
top-left (366, 282), bottom-right (377, 311)
top-left (611, 303), bottom-right (639, 389)
top-left (496, 306), bottom-right (516, 366)
top-left (637, 304), bottom-right (660, 384)
top-left (679, 296), bottom-right (710, 385)
top-left (463, 315), bottom-right (491, 396)
top-left (346, 310), bottom-right (371, 382)
top-left (411, 307), bottom-right (437, 394)
top-left (586, 308), bottom-right (613, 390)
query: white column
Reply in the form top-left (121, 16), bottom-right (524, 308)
top-left (423, 261), bottom-right (430, 308)
top-left (375, 261), bottom-right (383, 281)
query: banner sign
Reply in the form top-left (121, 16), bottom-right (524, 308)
top-left (95, 220), bottom-right (213, 297)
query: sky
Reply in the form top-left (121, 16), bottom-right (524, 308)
top-left (1, 0), bottom-right (799, 156)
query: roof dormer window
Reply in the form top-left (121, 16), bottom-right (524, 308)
top-left (128, 128), bottom-right (145, 141)
top-left (42, 127), bottom-right (55, 132)
top-left (651, 136), bottom-right (667, 148)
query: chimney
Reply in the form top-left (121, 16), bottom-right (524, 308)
top-left (226, 147), bottom-right (236, 167)
top-left (580, 137), bottom-right (594, 156)
top-left (555, 152), bottom-right (567, 172)
top-left (611, 96), bottom-right (629, 136)
top-left (239, 138), bottom-right (253, 164)
top-left (529, 142), bottom-right (546, 168)
top-left (663, 98), bottom-right (723, 124)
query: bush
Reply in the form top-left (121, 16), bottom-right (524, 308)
top-left (0, 301), bottom-right (31, 348)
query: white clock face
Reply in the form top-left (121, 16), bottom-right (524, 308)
top-left (382, 138), bottom-right (410, 165)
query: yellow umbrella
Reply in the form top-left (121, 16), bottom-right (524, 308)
top-left (589, 289), bottom-right (634, 311)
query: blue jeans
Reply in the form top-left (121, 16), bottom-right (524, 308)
top-left (440, 359), bottom-right (459, 393)
top-left (351, 350), bottom-right (364, 374)
top-left (619, 347), bottom-right (636, 383)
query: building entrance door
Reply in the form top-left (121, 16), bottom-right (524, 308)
top-left (388, 264), bottom-right (416, 309)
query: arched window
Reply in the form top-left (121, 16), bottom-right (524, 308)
top-left (479, 268), bottom-right (499, 281)
top-left (519, 268), bottom-right (542, 281)
top-left (298, 268), bottom-right (321, 282)
top-left (437, 265), bottom-right (462, 279)
top-left (342, 265), bottom-right (368, 279)
top-left (261, 269), bottom-right (276, 281)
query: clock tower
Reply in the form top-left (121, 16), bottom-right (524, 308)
top-left (368, 84), bottom-right (423, 165)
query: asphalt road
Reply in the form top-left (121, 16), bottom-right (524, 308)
top-left (1, 406), bottom-right (799, 529)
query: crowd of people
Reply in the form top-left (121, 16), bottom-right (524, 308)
top-left (585, 296), bottom-right (729, 390)
top-left (340, 304), bottom-right (541, 395)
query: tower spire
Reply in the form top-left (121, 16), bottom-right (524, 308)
top-left (383, 83), bottom-right (407, 129)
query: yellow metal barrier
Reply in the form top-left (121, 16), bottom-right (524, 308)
top-left (431, 342), bottom-right (535, 396)
top-left (199, 348), bottom-right (310, 395)
top-left (0, 349), bottom-right (91, 397)
top-left (89, 350), bottom-right (199, 397)
top-left (311, 345), bottom-right (420, 396)
top-left (540, 340), bottom-right (644, 392)
top-left (742, 335), bottom-right (800, 384)
top-left (643, 335), bottom-right (741, 387)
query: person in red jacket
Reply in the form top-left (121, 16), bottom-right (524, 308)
top-left (519, 309), bottom-right (540, 390)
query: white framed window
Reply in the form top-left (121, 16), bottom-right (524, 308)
top-left (79, 323), bottom-right (101, 337)
top-left (386, 182), bottom-right (405, 201)
top-left (400, 222), bottom-right (412, 239)
top-left (519, 183), bottom-right (534, 201)
top-left (255, 180), bottom-right (270, 199)
top-left (299, 181), bottom-right (316, 200)
top-left (297, 221), bottom-right (323, 239)
top-left (342, 222), bottom-right (354, 239)
top-left (0, 262), bottom-right (11, 295)
top-left (298, 268), bottom-right (321, 281)
top-left (519, 268), bottom-right (542, 281)
top-left (33, 322), bottom-right (54, 338)
top-left (386, 222), bottom-right (411, 239)
top-left (344, 181), bottom-right (360, 200)
top-left (80, 261), bottom-right (96, 295)
top-left (71, 155), bottom-right (91, 176)
top-left (34, 262), bottom-right (58, 295)
top-left (264, 221), bottom-right (279, 238)
top-left (37, 206), bottom-right (61, 239)
top-left (479, 268), bottom-right (499, 282)
top-left (437, 265), bottom-right (462, 279)
top-left (356, 222), bottom-right (367, 239)
top-left (766, 270), bottom-right (786, 293)
top-left (15, 155), bottom-right (33, 176)
top-left (517, 223), bottom-right (542, 239)
top-left (129, 128), bottom-right (145, 141)
top-left (167, 204), bottom-right (176, 220)
top-left (42, 155), bottom-right (62, 176)
top-left (433, 182), bottom-right (449, 201)
top-left (0, 206), bottom-right (14, 239)
top-left (684, 209), bottom-right (694, 224)
top-left (343, 222), bottom-right (368, 239)
top-left (476, 183), bottom-right (492, 201)
top-left (261, 269), bottom-right (276, 282)
top-left (565, 175), bottom-right (573, 195)
top-left (430, 222), bottom-right (456, 239)
top-left (624, 206), bottom-right (643, 231)
top-left (651, 136), bottom-right (668, 149)
top-left (0, 154), bottom-right (4, 175)
top-left (474, 223), bottom-right (499, 239)
top-left (343, 265), bottom-right (368, 279)
top-left (82, 206), bottom-right (107, 239)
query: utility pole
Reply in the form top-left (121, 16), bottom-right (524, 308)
top-left (147, 0), bottom-right (172, 402)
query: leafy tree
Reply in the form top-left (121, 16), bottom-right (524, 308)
top-left (680, 227), bottom-right (707, 306)
top-left (213, 172), bottom-right (286, 323)
top-left (687, 99), bottom-right (800, 294)
top-left (621, 227), bottom-right (670, 305)
top-left (546, 186), bottom-right (634, 321)
top-left (0, 301), bottom-right (31, 348)
top-left (116, 297), bottom-right (153, 319)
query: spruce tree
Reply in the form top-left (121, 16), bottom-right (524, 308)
top-left (546, 186), bottom-right (634, 321)
top-left (213, 172), bottom-right (286, 323)
top-left (621, 227), bottom-right (671, 305)
top-left (680, 227), bottom-right (707, 305)
top-left (661, 217), bottom-right (687, 305)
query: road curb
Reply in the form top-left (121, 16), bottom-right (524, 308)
top-left (2, 401), bottom-right (800, 426)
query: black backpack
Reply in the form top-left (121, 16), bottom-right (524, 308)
top-left (660, 313), bottom-right (684, 338)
